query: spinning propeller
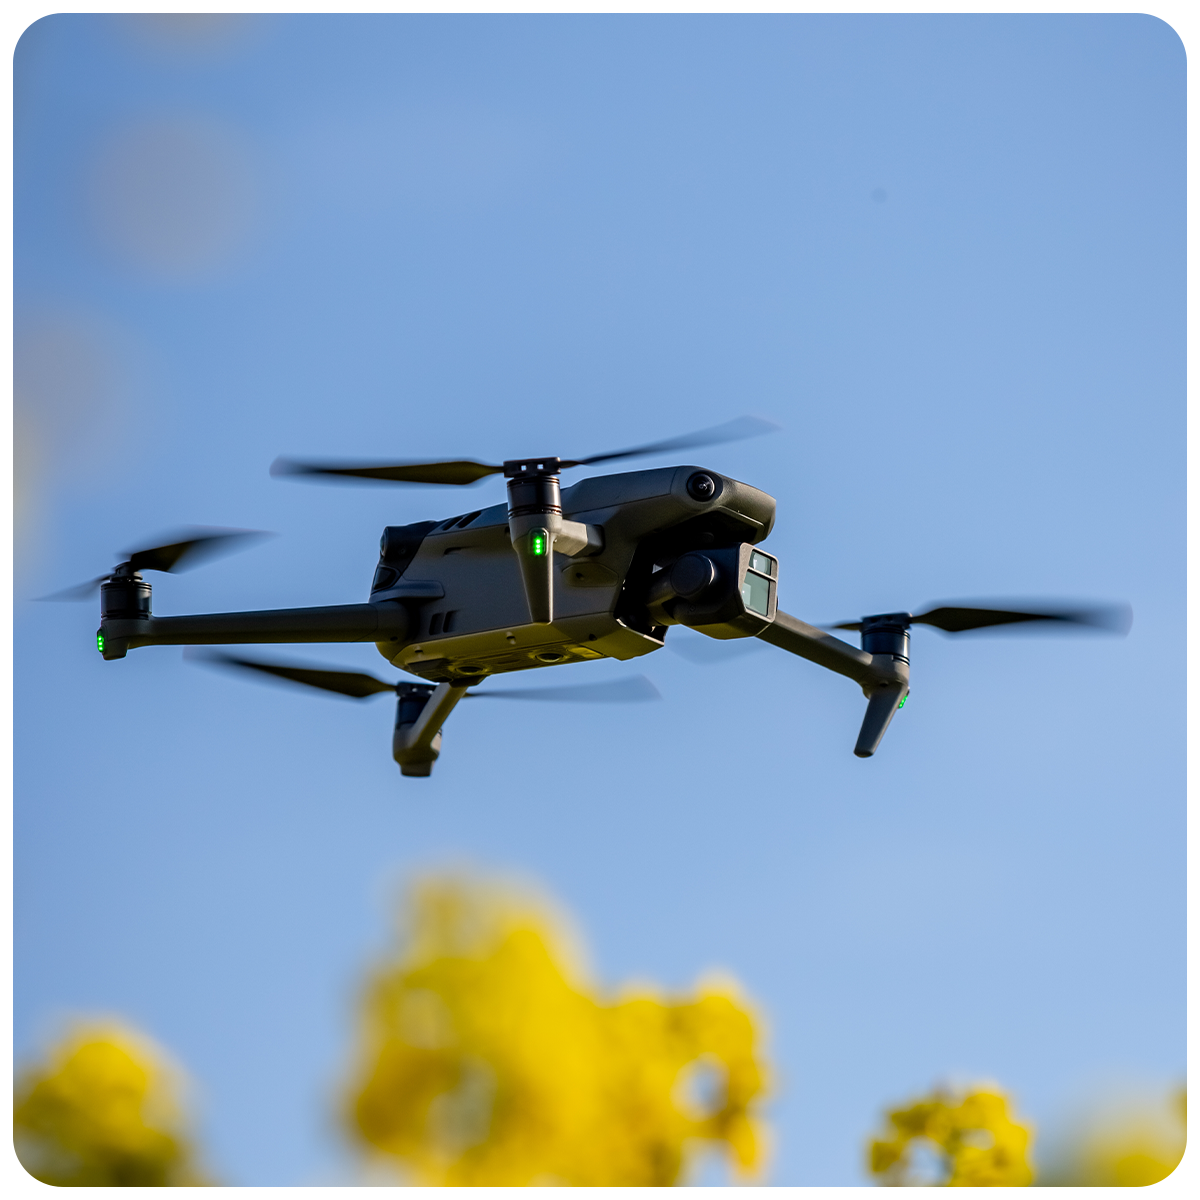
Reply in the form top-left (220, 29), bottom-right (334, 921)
top-left (830, 602), bottom-right (1133, 635)
top-left (270, 415), bottom-right (778, 486)
top-left (189, 650), bottom-right (661, 704)
top-left (39, 528), bottom-right (269, 602)
top-left (672, 601), bottom-right (1130, 666)
top-left (274, 415), bottom-right (779, 626)
top-left (189, 651), bottom-right (658, 777)
top-left (673, 598), bottom-right (1131, 757)
top-left (818, 600), bottom-right (1131, 757)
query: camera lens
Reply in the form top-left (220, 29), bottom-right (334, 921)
top-left (670, 552), bottom-right (717, 599)
top-left (686, 472), bottom-right (718, 501)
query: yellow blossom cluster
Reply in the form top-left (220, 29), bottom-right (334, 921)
top-left (868, 1085), bottom-right (1034, 1186)
top-left (1040, 1086), bottom-right (1186, 1186)
top-left (346, 873), bottom-right (770, 1185)
top-left (13, 911), bottom-right (1181, 1189)
top-left (13, 1021), bottom-right (207, 1186)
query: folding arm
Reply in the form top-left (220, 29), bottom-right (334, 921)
top-left (755, 609), bottom-right (910, 758)
top-left (98, 603), bottom-right (410, 660)
top-left (393, 683), bottom-right (471, 777)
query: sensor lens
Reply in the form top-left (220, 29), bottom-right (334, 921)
top-left (749, 550), bottom-right (776, 577)
top-left (741, 571), bottom-right (770, 616)
top-left (686, 472), bottom-right (718, 501)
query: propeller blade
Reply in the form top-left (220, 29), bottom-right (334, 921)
top-left (827, 602), bottom-right (1132, 635)
top-left (271, 457), bottom-right (503, 486)
top-left (830, 600), bottom-right (1128, 638)
top-left (566, 415), bottom-right (780, 468)
top-left (271, 416), bottom-right (777, 488)
top-left (912, 602), bottom-right (1133, 635)
top-left (191, 648), bottom-right (659, 704)
top-left (36, 576), bottom-right (109, 602)
top-left (35, 528), bottom-right (268, 601)
top-left (467, 675), bottom-right (661, 703)
top-left (123, 527), bottom-right (271, 574)
top-left (188, 650), bottom-right (397, 699)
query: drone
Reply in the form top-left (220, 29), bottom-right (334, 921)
top-left (50, 417), bottom-right (1130, 776)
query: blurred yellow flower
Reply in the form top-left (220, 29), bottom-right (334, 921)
top-left (868, 1084), bottom-right (1034, 1186)
top-left (13, 1021), bottom-right (209, 1186)
top-left (345, 872), bottom-right (770, 1185)
top-left (1039, 1085), bottom-right (1185, 1186)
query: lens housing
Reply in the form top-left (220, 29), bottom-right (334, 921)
top-left (686, 472), bottom-right (720, 501)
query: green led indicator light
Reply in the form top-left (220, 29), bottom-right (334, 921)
top-left (529, 530), bottom-right (548, 557)
top-left (897, 694), bottom-right (907, 709)
top-left (97, 634), bottom-right (105, 654)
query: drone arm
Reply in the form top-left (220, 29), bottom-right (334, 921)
top-left (393, 683), bottom-right (470, 777)
top-left (755, 609), bottom-right (882, 688)
top-left (756, 609), bottom-right (910, 758)
top-left (854, 680), bottom-right (908, 758)
top-left (100, 603), bottom-right (410, 659)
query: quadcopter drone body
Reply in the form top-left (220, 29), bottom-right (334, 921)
top-left (71, 421), bottom-right (1126, 776)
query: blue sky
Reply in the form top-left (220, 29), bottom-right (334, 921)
top-left (14, 14), bottom-right (1184, 1185)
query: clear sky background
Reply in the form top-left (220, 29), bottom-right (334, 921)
top-left (14, 13), bottom-right (1184, 1186)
